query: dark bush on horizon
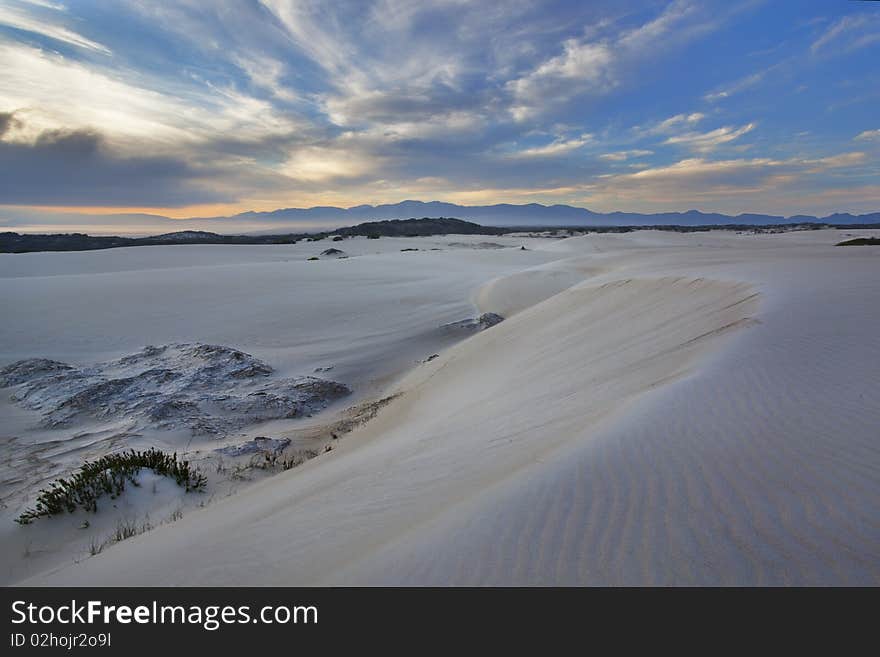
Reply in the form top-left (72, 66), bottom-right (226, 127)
top-left (836, 237), bottom-right (880, 246)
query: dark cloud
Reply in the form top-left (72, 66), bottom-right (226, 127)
top-left (0, 122), bottom-right (229, 207)
top-left (0, 111), bottom-right (20, 137)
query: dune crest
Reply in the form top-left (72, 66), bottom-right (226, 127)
top-left (21, 273), bottom-right (761, 585)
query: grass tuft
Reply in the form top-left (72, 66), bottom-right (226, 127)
top-left (16, 448), bottom-right (206, 525)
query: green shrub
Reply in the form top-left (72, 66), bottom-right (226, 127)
top-left (16, 448), bottom-right (206, 524)
top-left (836, 237), bottom-right (880, 246)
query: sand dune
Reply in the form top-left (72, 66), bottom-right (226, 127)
top-left (7, 230), bottom-right (880, 585)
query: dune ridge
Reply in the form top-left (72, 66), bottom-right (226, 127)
top-left (21, 271), bottom-right (763, 585)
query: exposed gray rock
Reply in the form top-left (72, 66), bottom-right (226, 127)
top-left (320, 248), bottom-right (345, 256)
top-left (0, 359), bottom-right (73, 387)
top-left (216, 436), bottom-right (291, 457)
top-left (477, 313), bottom-right (504, 329)
top-left (442, 312), bottom-right (505, 331)
top-left (1, 343), bottom-right (351, 436)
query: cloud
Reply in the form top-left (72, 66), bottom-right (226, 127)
top-left (802, 152), bottom-right (866, 170)
top-left (258, 0), bottom-right (362, 82)
top-left (704, 70), bottom-right (767, 102)
top-left (18, 1), bottom-right (67, 9)
top-left (233, 52), bottom-right (300, 102)
top-left (507, 40), bottom-right (615, 121)
top-left (0, 1), bottom-right (875, 218)
top-left (621, 157), bottom-right (782, 186)
top-left (0, 110), bottom-right (21, 137)
top-left (281, 140), bottom-right (378, 182)
top-left (599, 149), bottom-right (653, 161)
top-left (664, 123), bottom-right (755, 152)
top-left (323, 89), bottom-right (486, 135)
top-left (582, 151), bottom-right (870, 206)
top-left (635, 112), bottom-right (704, 136)
top-left (506, 0), bottom-right (719, 121)
top-left (811, 14), bottom-right (880, 55)
top-left (0, 42), bottom-right (304, 146)
top-left (507, 134), bottom-right (593, 158)
top-left (855, 129), bottom-right (880, 141)
top-left (0, 122), bottom-right (229, 206)
top-left (0, 2), bottom-right (111, 54)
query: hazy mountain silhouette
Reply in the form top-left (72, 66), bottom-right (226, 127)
top-left (225, 201), bottom-right (879, 227)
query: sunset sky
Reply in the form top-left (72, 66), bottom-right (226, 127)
top-left (1, 0), bottom-right (879, 226)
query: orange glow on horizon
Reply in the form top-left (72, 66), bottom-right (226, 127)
top-left (10, 189), bottom-right (590, 218)
top-left (17, 196), bottom-right (425, 218)
top-left (19, 203), bottom-right (287, 219)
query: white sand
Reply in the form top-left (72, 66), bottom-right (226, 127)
top-left (4, 230), bottom-right (879, 585)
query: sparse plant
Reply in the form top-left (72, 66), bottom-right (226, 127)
top-left (16, 448), bottom-right (206, 524)
top-left (229, 463), bottom-right (252, 481)
top-left (86, 515), bottom-right (154, 557)
top-left (112, 517), bottom-right (151, 542)
top-left (253, 451), bottom-right (279, 470)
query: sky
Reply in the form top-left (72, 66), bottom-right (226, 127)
top-left (0, 0), bottom-right (879, 227)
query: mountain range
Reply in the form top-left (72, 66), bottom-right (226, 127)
top-left (224, 201), bottom-right (880, 229)
top-left (3, 201), bottom-right (879, 237)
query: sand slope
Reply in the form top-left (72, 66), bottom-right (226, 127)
top-left (11, 230), bottom-right (880, 585)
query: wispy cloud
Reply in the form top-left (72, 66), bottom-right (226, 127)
top-left (704, 70), bottom-right (767, 102)
top-left (664, 123), bottom-right (755, 153)
top-left (855, 129), bottom-right (880, 141)
top-left (635, 112), bottom-right (705, 136)
top-left (233, 52), bottom-right (300, 103)
top-left (599, 149), bottom-right (653, 161)
top-left (507, 40), bottom-right (615, 122)
top-left (507, 0), bottom-right (719, 121)
top-left (579, 150), bottom-right (875, 214)
top-left (507, 134), bottom-right (593, 159)
top-left (811, 13), bottom-right (880, 55)
top-left (19, 1), bottom-right (67, 10)
top-left (0, 2), bottom-right (110, 54)
top-left (0, 42), bottom-right (303, 145)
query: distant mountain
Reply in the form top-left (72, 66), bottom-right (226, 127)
top-left (223, 201), bottom-right (880, 228)
top-left (4, 202), bottom-right (880, 239)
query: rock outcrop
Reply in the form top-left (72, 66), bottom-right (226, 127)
top-left (0, 344), bottom-right (351, 436)
top-left (441, 313), bottom-right (505, 332)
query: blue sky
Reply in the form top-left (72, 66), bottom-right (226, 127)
top-left (0, 0), bottom-right (878, 221)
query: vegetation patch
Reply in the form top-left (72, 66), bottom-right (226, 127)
top-left (16, 449), bottom-right (206, 524)
top-left (836, 237), bottom-right (880, 246)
